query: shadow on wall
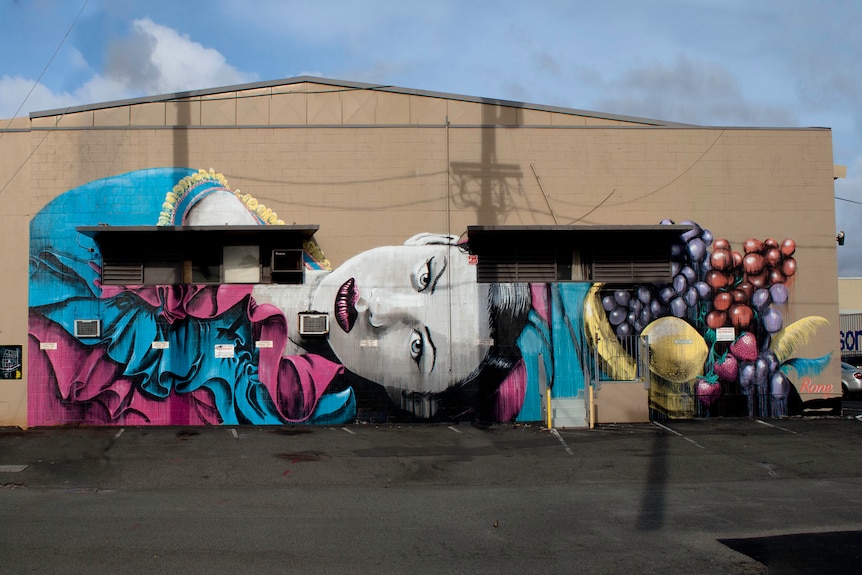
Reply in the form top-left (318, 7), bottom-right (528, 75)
top-left (450, 100), bottom-right (524, 226)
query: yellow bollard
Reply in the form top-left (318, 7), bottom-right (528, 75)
top-left (546, 387), bottom-right (553, 429)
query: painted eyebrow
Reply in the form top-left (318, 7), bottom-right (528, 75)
top-left (428, 256), bottom-right (447, 294)
top-left (425, 325), bottom-right (437, 374)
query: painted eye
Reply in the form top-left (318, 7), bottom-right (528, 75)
top-left (413, 258), bottom-right (434, 292)
top-left (409, 329), bottom-right (424, 363)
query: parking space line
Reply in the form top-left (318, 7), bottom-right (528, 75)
top-left (229, 428), bottom-right (238, 439)
top-left (756, 419), bottom-right (798, 434)
top-left (550, 428), bottom-right (574, 456)
top-left (342, 427), bottom-right (357, 435)
top-left (113, 428), bottom-right (125, 440)
top-left (652, 421), bottom-right (706, 450)
top-left (447, 425), bottom-right (462, 434)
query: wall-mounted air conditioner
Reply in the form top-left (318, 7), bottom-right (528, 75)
top-left (298, 313), bottom-right (329, 336)
top-left (74, 319), bottom-right (101, 338)
top-left (272, 249), bottom-right (302, 273)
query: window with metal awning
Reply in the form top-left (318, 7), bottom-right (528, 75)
top-left (465, 224), bottom-right (693, 284)
top-left (76, 224), bottom-right (319, 285)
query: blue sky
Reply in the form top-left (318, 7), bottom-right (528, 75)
top-left (2, 0), bottom-right (861, 273)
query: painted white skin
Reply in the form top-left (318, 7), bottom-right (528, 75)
top-left (184, 191), bottom-right (259, 225)
top-left (309, 238), bottom-right (491, 396)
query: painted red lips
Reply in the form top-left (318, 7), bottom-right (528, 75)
top-left (334, 278), bottom-right (359, 333)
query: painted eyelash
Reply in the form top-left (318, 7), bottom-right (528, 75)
top-left (416, 258), bottom-right (433, 292)
top-left (410, 329), bottom-right (424, 368)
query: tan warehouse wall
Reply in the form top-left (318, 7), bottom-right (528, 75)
top-left (0, 117), bottom-right (33, 426)
top-left (4, 80), bottom-right (842, 426)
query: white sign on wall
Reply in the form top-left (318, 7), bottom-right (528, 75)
top-left (716, 327), bottom-right (736, 342)
top-left (215, 344), bottom-right (235, 358)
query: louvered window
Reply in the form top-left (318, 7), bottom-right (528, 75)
top-left (466, 224), bottom-right (687, 286)
top-left (102, 259), bottom-right (144, 284)
top-left (477, 251), bottom-right (557, 283)
top-left (592, 254), bottom-right (671, 283)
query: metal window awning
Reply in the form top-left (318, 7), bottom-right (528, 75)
top-left (466, 224), bottom-right (694, 251)
top-left (77, 224), bottom-right (319, 242)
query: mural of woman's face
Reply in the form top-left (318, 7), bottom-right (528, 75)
top-left (312, 241), bottom-right (491, 396)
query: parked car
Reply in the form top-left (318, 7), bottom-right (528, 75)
top-left (841, 362), bottom-right (862, 398)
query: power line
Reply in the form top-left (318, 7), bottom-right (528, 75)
top-left (0, 0), bottom-right (88, 136)
top-left (836, 196), bottom-right (862, 205)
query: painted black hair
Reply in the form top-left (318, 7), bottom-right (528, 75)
top-left (433, 282), bottom-right (533, 423)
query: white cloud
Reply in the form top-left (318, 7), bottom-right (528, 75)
top-left (107, 18), bottom-right (257, 94)
top-left (0, 18), bottom-right (256, 119)
top-left (0, 76), bottom-right (77, 119)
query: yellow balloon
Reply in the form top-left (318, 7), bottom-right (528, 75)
top-left (641, 317), bottom-right (708, 383)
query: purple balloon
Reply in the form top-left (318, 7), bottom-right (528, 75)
top-left (670, 296), bottom-right (687, 318)
top-left (701, 229), bottom-right (713, 246)
top-left (614, 290), bottom-right (631, 307)
top-left (671, 261), bottom-right (682, 277)
top-left (739, 362), bottom-right (756, 390)
top-left (671, 243), bottom-right (685, 260)
top-left (681, 266), bottom-right (697, 284)
top-left (629, 298), bottom-right (643, 313)
top-left (770, 371), bottom-right (790, 396)
top-left (616, 322), bottom-right (633, 337)
top-left (695, 281), bottom-right (712, 299)
top-left (755, 357), bottom-right (770, 385)
top-left (602, 295), bottom-right (617, 312)
top-left (761, 349), bottom-right (779, 373)
top-left (660, 286), bottom-right (676, 304)
top-left (751, 288), bottom-right (771, 311)
top-left (763, 306), bottom-right (783, 333)
top-left (650, 299), bottom-right (666, 316)
top-left (640, 308), bottom-right (652, 325)
top-left (673, 274), bottom-right (688, 295)
top-left (680, 220), bottom-right (702, 242)
top-left (686, 238), bottom-right (707, 262)
top-left (609, 307), bottom-right (627, 326)
top-left (637, 285), bottom-right (653, 304)
top-left (684, 286), bottom-right (699, 307)
top-left (770, 283), bottom-right (788, 305)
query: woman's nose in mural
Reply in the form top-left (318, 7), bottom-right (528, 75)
top-left (361, 289), bottom-right (425, 328)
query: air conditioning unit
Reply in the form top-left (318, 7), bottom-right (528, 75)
top-left (74, 319), bottom-right (101, 338)
top-left (272, 249), bottom-right (302, 273)
top-left (298, 313), bottom-right (329, 336)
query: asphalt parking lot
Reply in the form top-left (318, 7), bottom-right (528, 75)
top-left (2, 412), bottom-right (862, 574)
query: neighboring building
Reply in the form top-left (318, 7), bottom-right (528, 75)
top-left (838, 278), bottom-right (862, 363)
top-left (0, 77), bottom-right (844, 429)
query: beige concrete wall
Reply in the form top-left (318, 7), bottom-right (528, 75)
top-left (839, 278), bottom-right (862, 313)
top-left (0, 118), bottom-right (33, 427)
top-left (10, 81), bottom-right (842, 425)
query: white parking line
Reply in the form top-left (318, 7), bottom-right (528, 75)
top-left (342, 427), bottom-right (357, 435)
top-left (549, 428), bottom-right (574, 456)
top-left (447, 425), bottom-right (462, 434)
top-left (229, 428), bottom-right (238, 439)
top-left (652, 421), bottom-right (706, 450)
top-left (756, 419), bottom-right (798, 434)
top-left (113, 428), bottom-right (125, 440)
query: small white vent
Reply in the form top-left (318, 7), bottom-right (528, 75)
top-left (298, 313), bottom-right (329, 336)
top-left (74, 319), bottom-right (101, 338)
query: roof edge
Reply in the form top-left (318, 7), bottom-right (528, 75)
top-left (29, 75), bottom-right (696, 127)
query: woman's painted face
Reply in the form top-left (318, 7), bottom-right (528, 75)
top-left (312, 243), bottom-right (490, 396)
